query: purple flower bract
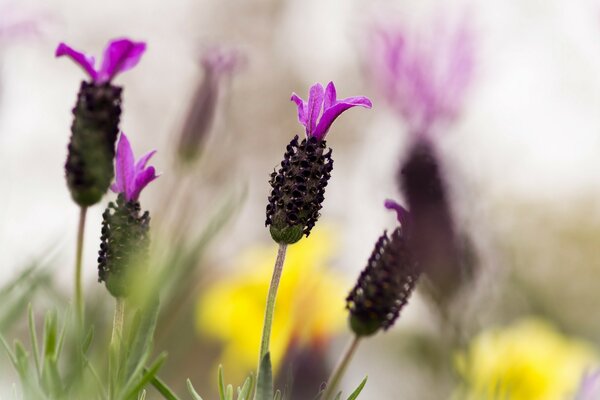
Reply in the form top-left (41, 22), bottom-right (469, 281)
top-left (290, 81), bottom-right (372, 141)
top-left (55, 38), bottom-right (146, 83)
top-left (110, 132), bottom-right (158, 202)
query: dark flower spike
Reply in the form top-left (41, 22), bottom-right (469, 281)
top-left (58, 38), bottom-right (147, 206)
top-left (177, 46), bottom-right (245, 163)
top-left (56, 38), bottom-right (146, 83)
top-left (291, 81), bottom-right (372, 140)
top-left (346, 200), bottom-right (420, 336)
top-left (110, 132), bottom-right (158, 202)
top-left (399, 139), bottom-right (465, 302)
top-left (266, 82), bottom-right (372, 244)
top-left (98, 133), bottom-right (157, 298)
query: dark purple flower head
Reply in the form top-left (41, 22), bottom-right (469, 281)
top-left (55, 38), bottom-right (146, 83)
top-left (290, 81), bottom-right (372, 141)
top-left (110, 132), bottom-right (158, 202)
top-left (368, 17), bottom-right (474, 136)
top-left (384, 198), bottom-right (410, 228)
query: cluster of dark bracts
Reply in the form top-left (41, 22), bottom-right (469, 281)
top-left (347, 219), bottom-right (420, 337)
top-left (65, 81), bottom-right (122, 206)
top-left (266, 135), bottom-right (333, 244)
top-left (98, 194), bottom-right (150, 298)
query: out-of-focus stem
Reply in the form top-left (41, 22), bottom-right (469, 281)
top-left (75, 206), bottom-right (88, 329)
top-left (111, 298), bottom-right (125, 348)
top-left (258, 243), bottom-right (288, 364)
top-left (322, 336), bottom-right (361, 400)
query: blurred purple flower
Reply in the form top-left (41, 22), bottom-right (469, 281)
top-left (291, 81), bottom-right (372, 141)
top-left (368, 17), bottom-right (474, 135)
top-left (177, 46), bottom-right (245, 162)
top-left (55, 38), bottom-right (146, 83)
top-left (576, 369), bottom-right (600, 400)
top-left (0, 4), bottom-right (46, 41)
top-left (110, 133), bottom-right (158, 202)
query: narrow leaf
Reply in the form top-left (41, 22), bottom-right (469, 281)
top-left (218, 365), bottom-right (226, 400)
top-left (186, 379), bottom-right (204, 400)
top-left (226, 384), bottom-right (233, 400)
top-left (122, 354), bottom-right (166, 400)
top-left (237, 375), bottom-right (253, 400)
top-left (28, 304), bottom-right (41, 377)
top-left (255, 352), bottom-right (273, 400)
top-left (149, 373), bottom-right (181, 400)
top-left (346, 377), bottom-right (367, 400)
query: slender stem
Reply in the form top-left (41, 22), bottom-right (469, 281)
top-left (322, 336), bottom-right (361, 400)
top-left (258, 243), bottom-right (288, 363)
top-left (75, 206), bottom-right (88, 329)
top-left (111, 298), bottom-right (125, 348)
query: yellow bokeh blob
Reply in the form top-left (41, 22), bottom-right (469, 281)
top-left (455, 318), bottom-right (598, 400)
top-left (196, 226), bottom-right (347, 382)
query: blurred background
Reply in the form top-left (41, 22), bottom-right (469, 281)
top-left (1, 0), bottom-right (600, 398)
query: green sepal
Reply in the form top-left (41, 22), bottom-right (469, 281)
top-left (269, 224), bottom-right (303, 245)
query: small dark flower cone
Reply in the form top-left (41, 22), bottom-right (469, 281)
top-left (346, 228), bottom-right (420, 336)
top-left (266, 135), bottom-right (333, 244)
top-left (65, 81), bottom-right (122, 206)
top-left (399, 139), bottom-right (469, 302)
top-left (98, 194), bottom-right (150, 298)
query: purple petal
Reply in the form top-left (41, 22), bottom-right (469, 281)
top-left (135, 150), bottom-right (156, 175)
top-left (112, 133), bottom-right (135, 200)
top-left (55, 42), bottom-right (97, 80)
top-left (290, 93), bottom-right (308, 127)
top-left (130, 166), bottom-right (158, 201)
top-left (313, 96), bottom-right (372, 140)
top-left (384, 199), bottom-right (410, 227)
top-left (323, 81), bottom-right (337, 110)
top-left (97, 38), bottom-right (146, 83)
top-left (306, 83), bottom-right (325, 137)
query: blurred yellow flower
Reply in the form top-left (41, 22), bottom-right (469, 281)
top-left (455, 318), bottom-right (598, 400)
top-left (196, 226), bottom-right (346, 381)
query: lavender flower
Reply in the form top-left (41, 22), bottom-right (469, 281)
top-left (346, 200), bottom-right (419, 336)
top-left (368, 18), bottom-right (474, 135)
top-left (177, 46), bottom-right (244, 163)
top-left (98, 133), bottom-right (157, 298)
top-left (57, 38), bottom-right (146, 206)
top-left (367, 17), bottom-right (476, 302)
top-left (266, 82), bottom-right (372, 244)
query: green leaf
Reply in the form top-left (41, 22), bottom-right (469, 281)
top-left (346, 377), bottom-right (367, 400)
top-left (186, 379), bottom-right (204, 400)
top-left (273, 390), bottom-right (281, 400)
top-left (226, 384), bottom-right (233, 400)
top-left (43, 311), bottom-right (58, 360)
top-left (149, 373), bottom-right (181, 400)
top-left (122, 354), bottom-right (166, 400)
top-left (0, 334), bottom-right (18, 368)
top-left (138, 390), bottom-right (147, 400)
top-left (237, 375), bottom-right (253, 400)
top-left (82, 326), bottom-right (95, 354)
top-left (28, 304), bottom-right (41, 377)
top-left (218, 365), bottom-right (226, 400)
top-left (255, 352), bottom-right (273, 400)
top-left (333, 393), bottom-right (341, 400)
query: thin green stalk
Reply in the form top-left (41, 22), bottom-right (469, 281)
top-left (111, 298), bottom-right (125, 348)
top-left (258, 243), bottom-right (288, 363)
top-left (322, 336), bottom-right (361, 400)
top-left (75, 206), bottom-right (88, 329)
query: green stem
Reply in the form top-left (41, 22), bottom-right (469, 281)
top-left (258, 243), bottom-right (288, 363)
top-left (75, 206), bottom-right (88, 329)
top-left (111, 298), bottom-right (125, 348)
top-left (322, 336), bottom-right (361, 400)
